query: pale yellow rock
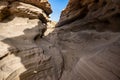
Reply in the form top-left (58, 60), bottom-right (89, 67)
top-left (10, 1), bottom-right (49, 23)
top-left (19, 0), bottom-right (52, 15)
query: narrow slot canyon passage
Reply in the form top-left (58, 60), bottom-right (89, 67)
top-left (0, 0), bottom-right (120, 80)
top-left (44, 0), bottom-right (68, 36)
top-left (49, 0), bottom-right (68, 22)
top-left (0, 0), bottom-right (68, 80)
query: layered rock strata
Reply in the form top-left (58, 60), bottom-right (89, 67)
top-left (2, 0), bottom-right (52, 15)
top-left (53, 0), bottom-right (120, 80)
top-left (0, 0), bottom-right (60, 80)
top-left (0, 0), bottom-right (52, 22)
top-left (56, 0), bottom-right (120, 32)
top-left (0, 0), bottom-right (120, 80)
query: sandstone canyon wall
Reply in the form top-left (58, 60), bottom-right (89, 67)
top-left (0, 0), bottom-right (120, 80)
top-left (0, 0), bottom-right (57, 80)
top-left (54, 0), bottom-right (120, 80)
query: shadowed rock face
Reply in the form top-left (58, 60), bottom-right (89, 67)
top-left (53, 0), bottom-right (120, 80)
top-left (0, 1), bottom-right (9, 21)
top-left (0, 0), bottom-right (120, 80)
top-left (56, 0), bottom-right (120, 32)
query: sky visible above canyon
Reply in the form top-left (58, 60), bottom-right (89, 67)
top-left (49, 0), bottom-right (68, 21)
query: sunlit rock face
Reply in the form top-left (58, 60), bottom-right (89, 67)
top-left (19, 0), bottom-right (52, 15)
top-left (0, 0), bottom-right (52, 23)
top-left (1, 0), bottom-right (52, 15)
top-left (0, 0), bottom-right (58, 80)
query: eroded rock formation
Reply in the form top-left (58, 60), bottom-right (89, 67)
top-left (54, 0), bottom-right (120, 80)
top-left (56, 0), bottom-right (120, 32)
top-left (0, 0), bottom-right (58, 80)
top-left (0, 0), bottom-right (52, 22)
top-left (0, 0), bottom-right (120, 80)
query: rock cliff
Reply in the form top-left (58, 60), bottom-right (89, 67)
top-left (0, 0), bottom-right (56, 80)
top-left (0, 0), bottom-right (120, 80)
top-left (0, 0), bottom-right (52, 22)
top-left (54, 0), bottom-right (120, 80)
top-left (56, 0), bottom-right (120, 31)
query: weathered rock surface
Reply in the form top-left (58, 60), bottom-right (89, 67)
top-left (2, 0), bottom-right (52, 15)
top-left (0, 17), bottom-right (52, 80)
top-left (0, 0), bottom-right (59, 80)
top-left (0, 0), bottom-right (52, 23)
top-left (10, 1), bottom-right (49, 22)
top-left (56, 0), bottom-right (120, 32)
top-left (53, 0), bottom-right (120, 80)
top-left (19, 0), bottom-right (52, 15)
top-left (0, 0), bottom-right (120, 80)
top-left (0, 1), bottom-right (9, 21)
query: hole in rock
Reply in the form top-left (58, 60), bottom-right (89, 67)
top-left (94, 0), bottom-right (99, 3)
